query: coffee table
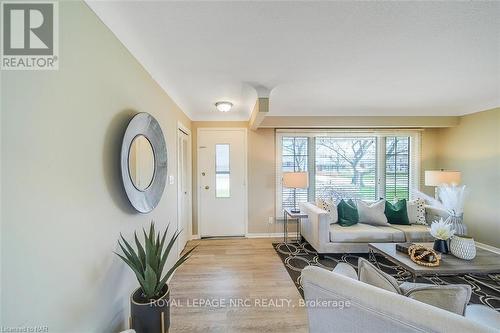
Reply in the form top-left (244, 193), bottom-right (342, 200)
top-left (368, 242), bottom-right (500, 282)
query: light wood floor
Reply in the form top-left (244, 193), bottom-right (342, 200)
top-left (169, 238), bottom-right (308, 332)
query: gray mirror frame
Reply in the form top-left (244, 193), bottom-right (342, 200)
top-left (121, 113), bottom-right (167, 213)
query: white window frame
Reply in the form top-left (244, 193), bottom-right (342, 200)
top-left (275, 129), bottom-right (421, 216)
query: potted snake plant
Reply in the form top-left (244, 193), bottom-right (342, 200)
top-left (115, 222), bottom-right (196, 333)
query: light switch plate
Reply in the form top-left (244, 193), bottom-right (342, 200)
top-left (169, 175), bottom-right (175, 184)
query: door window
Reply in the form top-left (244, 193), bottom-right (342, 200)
top-left (215, 144), bottom-right (230, 198)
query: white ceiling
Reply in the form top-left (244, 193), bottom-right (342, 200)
top-left (87, 1), bottom-right (500, 121)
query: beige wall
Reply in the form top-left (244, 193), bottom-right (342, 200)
top-left (247, 128), bottom-right (277, 233)
top-left (436, 108), bottom-right (500, 247)
top-left (1, 1), bottom-right (190, 331)
top-left (421, 128), bottom-right (441, 197)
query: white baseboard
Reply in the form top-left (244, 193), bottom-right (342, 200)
top-left (190, 234), bottom-right (200, 240)
top-left (476, 241), bottom-right (500, 254)
top-left (245, 232), bottom-right (286, 238)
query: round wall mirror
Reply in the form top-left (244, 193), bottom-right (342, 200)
top-left (128, 135), bottom-right (155, 191)
top-left (121, 113), bottom-right (167, 213)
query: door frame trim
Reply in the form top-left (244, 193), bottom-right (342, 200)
top-left (177, 121), bottom-right (192, 257)
top-left (197, 127), bottom-right (248, 237)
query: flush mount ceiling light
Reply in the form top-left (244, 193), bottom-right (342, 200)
top-left (215, 101), bottom-right (233, 112)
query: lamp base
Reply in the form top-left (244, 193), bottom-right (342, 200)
top-left (290, 208), bottom-right (300, 214)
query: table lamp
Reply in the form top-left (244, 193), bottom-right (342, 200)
top-left (283, 172), bottom-right (309, 213)
top-left (425, 170), bottom-right (461, 199)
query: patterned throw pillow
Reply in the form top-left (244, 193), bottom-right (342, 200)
top-left (407, 198), bottom-right (427, 225)
top-left (316, 198), bottom-right (329, 211)
top-left (316, 198), bottom-right (338, 224)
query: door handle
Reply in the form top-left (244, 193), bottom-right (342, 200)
top-left (205, 186), bottom-right (209, 190)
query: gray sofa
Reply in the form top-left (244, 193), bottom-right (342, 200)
top-left (299, 202), bottom-right (448, 254)
top-left (301, 264), bottom-right (500, 333)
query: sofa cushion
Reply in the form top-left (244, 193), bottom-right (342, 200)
top-left (358, 258), bottom-right (401, 294)
top-left (399, 282), bottom-right (471, 315)
top-left (316, 198), bottom-right (338, 224)
top-left (332, 262), bottom-right (358, 280)
top-left (357, 200), bottom-right (389, 226)
top-left (329, 223), bottom-right (405, 243)
top-left (407, 198), bottom-right (427, 225)
top-left (337, 199), bottom-right (358, 227)
top-left (385, 199), bottom-right (410, 225)
top-left (389, 224), bottom-right (434, 242)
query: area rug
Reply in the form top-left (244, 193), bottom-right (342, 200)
top-left (273, 241), bottom-right (500, 312)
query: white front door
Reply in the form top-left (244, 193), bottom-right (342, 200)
top-left (198, 128), bottom-right (247, 237)
top-left (177, 128), bottom-right (191, 255)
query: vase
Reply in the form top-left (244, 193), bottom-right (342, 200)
top-left (446, 214), bottom-right (467, 236)
top-left (433, 239), bottom-right (449, 254)
top-left (131, 285), bottom-right (170, 333)
top-left (450, 235), bottom-right (476, 260)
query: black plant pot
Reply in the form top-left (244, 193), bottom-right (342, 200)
top-left (131, 286), bottom-right (170, 333)
top-left (433, 239), bottom-right (449, 254)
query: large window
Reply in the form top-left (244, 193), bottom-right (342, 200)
top-left (277, 131), bottom-right (420, 215)
top-left (316, 137), bottom-right (377, 201)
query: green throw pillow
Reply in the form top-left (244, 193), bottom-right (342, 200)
top-left (385, 199), bottom-right (410, 225)
top-left (338, 199), bottom-right (358, 227)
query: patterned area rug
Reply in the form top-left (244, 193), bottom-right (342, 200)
top-left (273, 241), bottom-right (500, 312)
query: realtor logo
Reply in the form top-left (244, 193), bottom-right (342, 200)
top-left (1, 1), bottom-right (58, 70)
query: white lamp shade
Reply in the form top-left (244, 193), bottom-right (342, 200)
top-left (425, 170), bottom-right (461, 186)
top-left (283, 172), bottom-right (309, 189)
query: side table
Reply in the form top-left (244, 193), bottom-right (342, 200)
top-left (283, 208), bottom-right (308, 248)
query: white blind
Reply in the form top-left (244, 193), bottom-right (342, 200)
top-left (385, 137), bottom-right (410, 201)
top-left (315, 136), bottom-right (377, 201)
top-left (281, 137), bottom-right (309, 211)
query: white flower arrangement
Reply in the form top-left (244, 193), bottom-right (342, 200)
top-left (437, 184), bottom-right (467, 216)
top-left (430, 218), bottom-right (456, 240)
top-left (413, 184), bottom-right (467, 217)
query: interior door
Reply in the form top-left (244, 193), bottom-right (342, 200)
top-left (198, 128), bottom-right (247, 237)
top-left (177, 129), bottom-right (191, 255)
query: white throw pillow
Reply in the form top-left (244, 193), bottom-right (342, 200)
top-left (356, 200), bottom-right (389, 226)
top-left (407, 198), bottom-right (426, 225)
top-left (358, 258), bottom-right (401, 293)
top-left (316, 198), bottom-right (338, 224)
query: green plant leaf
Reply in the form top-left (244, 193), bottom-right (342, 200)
top-left (134, 232), bottom-right (146, 270)
top-left (119, 235), bottom-right (142, 270)
top-left (118, 239), bottom-right (142, 274)
top-left (143, 228), bottom-right (158, 278)
top-left (149, 222), bottom-right (155, 245)
top-left (143, 263), bottom-right (158, 299)
top-left (155, 233), bottom-right (161, 273)
top-left (156, 226), bottom-right (169, 274)
top-left (159, 225), bottom-right (169, 252)
top-left (158, 229), bottom-right (181, 276)
top-left (114, 252), bottom-right (147, 289)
